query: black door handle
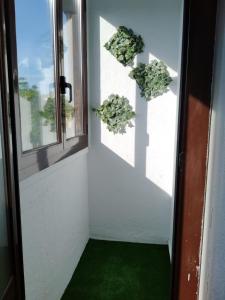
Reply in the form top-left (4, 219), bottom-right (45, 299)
top-left (60, 76), bottom-right (73, 103)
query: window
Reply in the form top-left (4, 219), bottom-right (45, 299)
top-left (16, 0), bottom-right (58, 151)
top-left (11, 0), bottom-right (87, 178)
top-left (62, 0), bottom-right (84, 139)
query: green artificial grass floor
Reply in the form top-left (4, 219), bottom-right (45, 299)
top-left (61, 239), bottom-right (171, 300)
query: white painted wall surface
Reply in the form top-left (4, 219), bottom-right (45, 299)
top-left (199, 1), bottom-right (225, 299)
top-left (20, 150), bottom-right (89, 300)
top-left (87, 0), bottom-right (183, 244)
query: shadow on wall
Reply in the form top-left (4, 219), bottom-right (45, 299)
top-left (88, 0), bottom-right (181, 244)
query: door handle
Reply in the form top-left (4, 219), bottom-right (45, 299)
top-left (60, 76), bottom-right (73, 103)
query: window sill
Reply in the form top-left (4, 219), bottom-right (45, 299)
top-left (20, 147), bottom-right (89, 184)
top-left (19, 135), bottom-right (88, 181)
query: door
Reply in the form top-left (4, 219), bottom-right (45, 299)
top-left (171, 0), bottom-right (218, 299)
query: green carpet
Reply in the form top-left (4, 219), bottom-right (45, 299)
top-left (61, 239), bottom-right (171, 300)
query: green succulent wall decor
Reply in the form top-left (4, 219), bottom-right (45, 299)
top-left (129, 60), bottom-right (172, 101)
top-left (104, 26), bottom-right (144, 66)
top-left (93, 94), bottom-right (135, 134)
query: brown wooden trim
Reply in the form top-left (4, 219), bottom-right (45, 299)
top-left (171, 0), bottom-right (218, 299)
top-left (5, 0), bottom-right (88, 180)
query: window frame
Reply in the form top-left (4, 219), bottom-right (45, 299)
top-left (6, 0), bottom-right (88, 180)
top-left (0, 1), bottom-right (25, 297)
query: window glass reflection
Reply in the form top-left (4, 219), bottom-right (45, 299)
top-left (15, 0), bottom-right (57, 151)
top-left (63, 0), bottom-right (84, 139)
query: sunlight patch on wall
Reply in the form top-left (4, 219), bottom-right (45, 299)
top-left (145, 53), bottom-right (178, 196)
top-left (149, 53), bottom-right (178, 76)
top-left (99, 16), bottom-right (136, 167)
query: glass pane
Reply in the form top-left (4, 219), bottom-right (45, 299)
top-left (0, 93), bottom-right (12, 295)
top-left (15, 0), bottom-right (57, 151)
top-left (62, 0), bottom-right (84, 139)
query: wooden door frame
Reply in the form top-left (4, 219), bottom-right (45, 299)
top-left (171, 0), bottom-right (218, 299)
top-left (0, 1), bottom-right (25, 299)
top-left (0, 0), bottom-right (218, 299)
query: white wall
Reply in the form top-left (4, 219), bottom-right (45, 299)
top-left (199, 0), bottom-right (225, 299)
top-left (20, 150), bottom-right (89, 300)
top-left (87, 0), bottom-right (183, 245)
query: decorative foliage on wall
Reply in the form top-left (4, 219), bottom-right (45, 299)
top-left (129, 60), bottom-right (172, 101)
top-left (104, 26), bottom-right (144, 66)
top-left (93, 94), bottom-right (135, 134)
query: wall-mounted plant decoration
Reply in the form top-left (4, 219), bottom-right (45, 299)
top-left (93, 94), bottom-right (135, 134)
top-left (129, 60), bottom-right (172, 101)
top-left (104, 26), bottom-right (144, 66)
top-left (40, 97), bottom-right (74, 132)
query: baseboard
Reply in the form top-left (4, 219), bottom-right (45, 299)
top-left (90, 234), bottom-right (168, 246)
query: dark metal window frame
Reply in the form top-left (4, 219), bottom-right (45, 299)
top-left (0, 1), bottom-right (25, 298)
top-left (6, 0), bottom-right (88, 180)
